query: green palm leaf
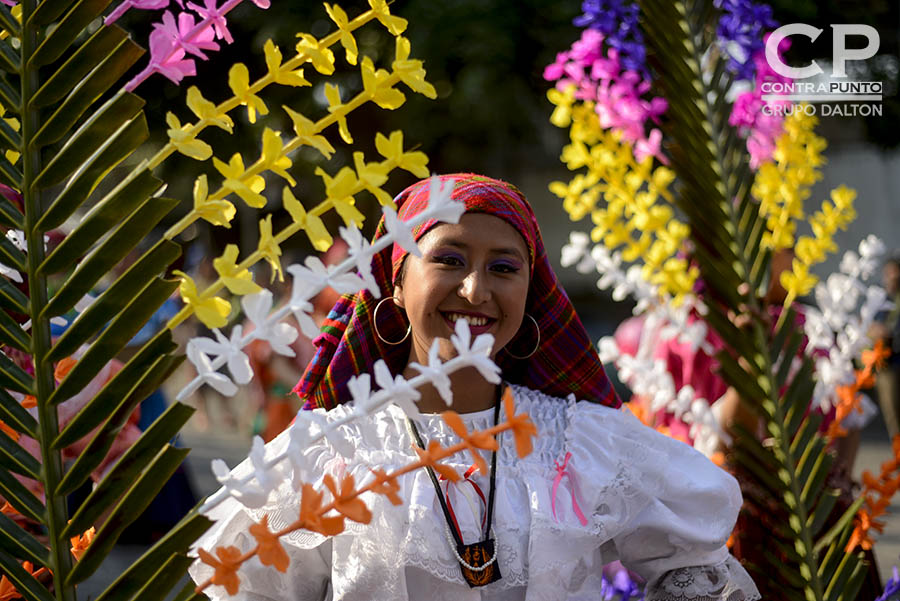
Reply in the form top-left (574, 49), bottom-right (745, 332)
top-left (637, 0), bottom-right (869, 598)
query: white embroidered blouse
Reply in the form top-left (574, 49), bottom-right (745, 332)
top-left (190, 384), bottom-right (760, 601)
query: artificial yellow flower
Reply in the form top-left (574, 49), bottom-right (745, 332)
top-left (324, 83), bottom-right (353, 144)
top-left (165, 112), bottom-right (212, 160)
top-left (228, 63), bottom-right (269, 124)
top-left (264, 40), bottom-right (310, 88)
top-left (295, 33), bottom-right (336, 75)
top-left (214, 153), bottom-right (266, 208)
top-left (374, 130), bottom-right (429, 178)
top-left (391, 36), bottom-right (436, 99)
top-left (282, 187), bottom-right (333, 251)
top-left (324, 3), bottom-right (358, 65)
top-left (283, 106), bottom-right (335, 160)
top-left (353, 151), bottom-right (392, 206)
top-left (361, 56), bottom-right (405, 110)
top-left (261, 128), bottom-right (296, 186)
top-left (258, 215), bottom-right (284, 282)
top-left (780, 259), bottom-right (818, 301)
top-left (368, 0), bottom-right (407, 36)
top-left (193, 174), bottom-right (235, 227)
top-left (213, 245), bottom-right (262, 295)
top-left (547, 85), bottom-right (576, 128)
top-left (173, 270), bottom-right (231, 328)
top-left (316, 166), bottom-right (364, 227)
top-left (186, 86), bottom-right (233, 133)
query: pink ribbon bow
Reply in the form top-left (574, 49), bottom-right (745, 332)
top-left (551, 452), bottom-right (588, 526)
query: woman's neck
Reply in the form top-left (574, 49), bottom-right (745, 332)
top-left (402, 365), bottom-right (499, 414)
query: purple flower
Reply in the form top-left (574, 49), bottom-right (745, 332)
top-left (876, 566), bottom-right (900, 601)
top-left (573, 0), bottom-right (647, 76)
top-left (601, 561), bottom-right (645, 601)
top-left (715, 0), bottom-right (777, 81)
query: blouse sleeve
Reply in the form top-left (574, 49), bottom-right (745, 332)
top-left (567, 402), bottom-right (760, 601)
top-left (189, 415), bottom-right (341, 601)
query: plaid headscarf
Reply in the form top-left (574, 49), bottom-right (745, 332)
top-left (293, 173), bottom-right (620, 410)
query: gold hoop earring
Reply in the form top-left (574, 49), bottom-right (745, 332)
top-left (373, 297), bottom-right (411, 345)
top-left (504, 314), bottom-right (540, 360)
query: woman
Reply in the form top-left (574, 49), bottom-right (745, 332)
top-left (191, 174), bottom-right (759, 600)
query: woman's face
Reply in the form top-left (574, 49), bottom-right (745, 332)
top-left (394, 213), bottom-right (531, 364)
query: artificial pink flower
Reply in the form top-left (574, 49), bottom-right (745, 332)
top-left (148, 27), bottom-right (197, 84)
top-left (187, 0), bottom-right (232, 44)
top-left (153, 10), bottom-right (219, 59)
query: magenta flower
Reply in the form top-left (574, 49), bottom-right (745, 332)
top-left (146, 27), bottom-right (197, 85)
top-left (187, 0), bottom-right (232, 44)
top-left (105, 0), bottom-right (183, 25)
top-left (153, 10), bottom-right (219, 59)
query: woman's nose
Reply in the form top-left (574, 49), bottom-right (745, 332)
top-left (458, 269), bottom-right (490, 304)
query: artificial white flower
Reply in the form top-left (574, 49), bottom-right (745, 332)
top-left (421, 176), bottom-right (464, 225)
top-left (191, 327), bottom-right (253, 385)
top-left (179, 342), bottom-right (238, 400)
top-left (383, 205), bottom-right (421, 258)
top-left (374, 359), bottom-right (421, 416)
top-left (450, 319), bottom-right (500, 384)
top-left (288, 256), bottom-right (361, 298)
top-left (211, 458), bottom-right (269, 508)
top-left (348, 373), bottom-right (381, 416)
top-left (340, 225), bottom-right (380, 298)
top-left (242, 290), bottom-right (299, 357)
top-left (0, 263), bottom-right (22, 283)
top-left (409, 341), bottom-right (453, 405)
top-left (597, 336), bottom-right (620, 364)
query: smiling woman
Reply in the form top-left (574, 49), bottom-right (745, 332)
top-left (191, 174), bottom-right (760, 600)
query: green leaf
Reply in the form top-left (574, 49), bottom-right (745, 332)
top-left (814, 496), bottom-right (864, 554)
top-left (0, 464), bottom-right (44, 523)
top-left (0, 39), bottom-right (18, 73)
top-left (0, 388), bottom-right (37, 437)
top-left (94, 508), bottom-right (212, 601)
top-left (788, 413), bottom-right (820, 459)
top-left (0, 511), bottom-right (49, 566)
top-left (64, 402), bottom-right (194, 537)
top-left (38, 166), bottom-right (162, 275)
top-left (806, 491), bottom-right (839, 538)
top-left (0, 5), bottom-right (19, 39)
top-left (36, 112), bottom-right (148, 231)
top-left (34, 91), bottom-right (145, 189)
top-left (715, 350), bottom-right (766, 402)
top-left (53, 330), bottom-right (176, 452)
top-left (801, 451), bottom-right (833, 513)
top-left (170, 578), bottom-right (210, 601)
top-left (0, 117), bottom-right (20, 156)
top-left (48, 240), bottom-right (181, 362)
top-left (0, 152), bottom-right (23, 188)
top-left (29, 0), bottom-right (115, 67)
top-left (42, 196), bottom-right (178, 317)
top-left (0, 276), bottom-right (28, 313)
top-left (0, 427), bottom-right (40, 478)
top-left (818, 522), bottom-right (854, 581)
top-left (0, 228), bottom-right (25, 271)
top-left (0, 74), bottom-right (20, 111)
top-left (49, 277), bottom-right (178, 406)
top-left (65, 445), bottom-right (191, 586)
top-left (130, 553), bottom-right (196, 601)
top-left (0, 548), bottom-right (55, 601)
top-left (32, 25), bottom-right (129, 108)
top-left (775, 330), bottom-right (804, 389)
top-left (0, 348), bottom-right (34, 394)
top-left (0, 306), bottom-right (30, 352)
top-left (0, 186), bottom-right (24, 230)
top-left (31, 38), bottom-right (143, 149)
top-left (55, 352), bottom-right (182, 495)
top-left (822, 551), bottom-right (857, 601)
top-left (832, 558), bottom-right (866, 601)
top-left (28, 0), bottom-right (79, 26)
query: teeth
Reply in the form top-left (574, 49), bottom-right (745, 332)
top-left (446, 313), bottom-right (488, 327)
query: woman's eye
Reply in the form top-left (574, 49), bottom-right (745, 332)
top-left (491, 262), bottom-right (519, 274)
top-left (433, 255), bottom-right (463, 266)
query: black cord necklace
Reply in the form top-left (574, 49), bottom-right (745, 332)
top-left (406, 385), bottom-right (503, 588)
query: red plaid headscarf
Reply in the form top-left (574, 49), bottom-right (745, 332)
top-left (293, 173), bottom-right (620, 410)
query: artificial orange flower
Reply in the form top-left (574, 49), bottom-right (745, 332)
top-left (70, 526), bottom-right (95, 560)
top-left (862, 339), bottom-right (890, 370)
top-left (441, 411), bottom-right (497, 475)
top-left (54, 357), bottom-right (77, 382)
top-left (413, 440), bottom-right (460, 482)
top-left (323, 474), bottom-right (372, 525)
top-left (369, 469), bottom-right (402, 506)
top-left (249, 515), bottom-right (289, 573)
top-left (502, 387), bottom-right (537, 459)
top-left (846, 520), bottom-right (874, 552)
top-left (298, 483), bottom-right (344, 536)
top-left (197, 546), bottom-right (242, 595)
top-left (20, 396), bottom-right (35, 409)
top-left (0, 574), bottom-right (19, 601)
top-left (855, 367), bottom-right (875, 390)
top-left (0, 503), bottom-right (17, 517)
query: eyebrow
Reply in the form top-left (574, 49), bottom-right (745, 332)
top-left (436, 240), bottom-right (527, 262)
